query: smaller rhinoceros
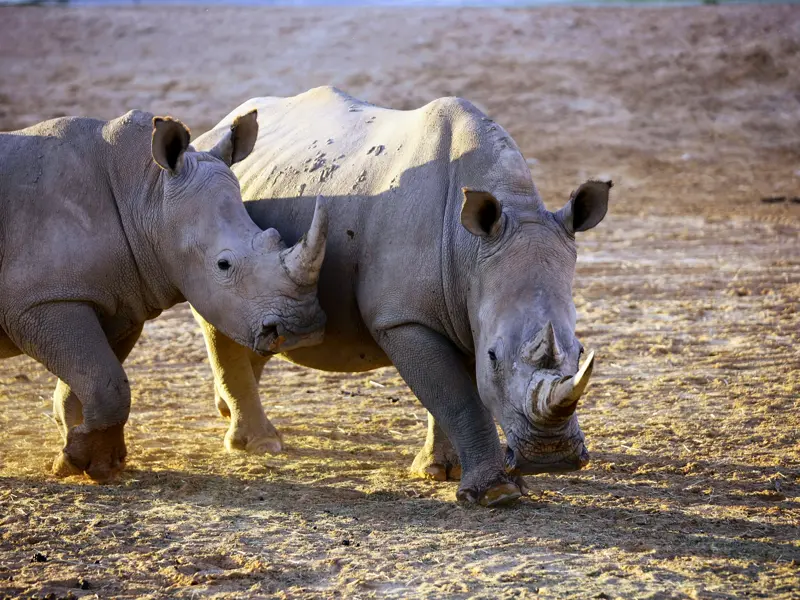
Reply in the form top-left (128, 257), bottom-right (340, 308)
top-left (0, 109), bottom-right (328, 481)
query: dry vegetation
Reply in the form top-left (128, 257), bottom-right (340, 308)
top-left (0, 5), bottom-right (799, 599)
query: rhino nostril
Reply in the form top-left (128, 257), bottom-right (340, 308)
top-left (261, 324), bottom-right (278, 338)
top-left (259, 323), bottom-right (286, 352)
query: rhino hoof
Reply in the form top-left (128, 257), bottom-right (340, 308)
top-left (56, 424), bottom-right (127, 483)
top-left (480, 482), bottom-right (522, 507)
top-left (224, 429), bottom-right (283, 455)
top-left (52, 450), bottom-right (125, 483)
top-left (456, 480), bottom-right (522, 507)
top-left (52, 451), bottom-right (83, 478)
top-left (247, 437), bottom-right (283, 455)
top-left (411, 462), bottom-right (462, 482)
top-left (410, 451), bottom-right (461, 482)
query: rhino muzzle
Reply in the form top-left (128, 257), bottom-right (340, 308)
top-left (505, 347), bottom-right (596, 474)
top-left (253, 314), bottom-right (327, 356)
top-left (505, 430), bottom-right (590, 475)
top-left (253, 322), bottom-right (283, 355)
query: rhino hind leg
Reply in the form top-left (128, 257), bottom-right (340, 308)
top-left (194, 309), bottom-right (282, 455)
top-left (410, 412), bottom-right (461, 481)
top-left (214, 383), bottom-right (232, 419)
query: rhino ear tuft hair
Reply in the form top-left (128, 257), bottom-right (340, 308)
top-left (461, 189), bottom-right (503, 238)
top-left (209, 109), bottom-right (259, 167)
top-left (557, 180), bottom-right (611, 234)
top-left (152, 116), bottom-right (191, 174)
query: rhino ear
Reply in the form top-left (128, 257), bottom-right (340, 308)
top-left (152, 116), bottom-right (190, 175)
top-left (208, 109), bottom-right (258, 167)
top-left (558, 180), bottom-right (611, 233)
top-left (461, 189), bottom-right (503, 238)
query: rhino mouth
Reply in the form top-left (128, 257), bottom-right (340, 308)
top-left (252, 318), bottom-right (326, 356)
top-left (504, 434), bottom-right (590, 475)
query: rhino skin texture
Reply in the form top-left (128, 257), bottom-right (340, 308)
top-left (0, 109), bottom-right (329, 482)
top-left (192, 87), bottom-right (609, 507)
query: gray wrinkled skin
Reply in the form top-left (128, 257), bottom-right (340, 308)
top-left (0, 110), bottom-right (327, 481)
top-left (192, 87), bottom-right (608, 505)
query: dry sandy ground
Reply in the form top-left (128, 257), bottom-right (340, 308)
top-left (1, 5), bottom-right (799, 599)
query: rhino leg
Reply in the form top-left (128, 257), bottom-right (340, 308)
top-left (194, 309), bottom-right (282, 455)
top-left (53, 380), bottom-right (82, 444)
top-left (14, 303), bottom-right (130, 482)
top-left (53, 325), bottom-right (143, 443)
top-left (213, 350), bottom-right (269, 417)
top-left (214, 382), bottom-right (232, 419)
top-left (377, 324), bottom-right (520, 507)
top-left (410, 412), bottom-right (461, 481)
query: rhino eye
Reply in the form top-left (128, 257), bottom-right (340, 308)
top-left (488, 349), bottom-right (498, 368)
top-left (217, 259), bottom-right (231, 271)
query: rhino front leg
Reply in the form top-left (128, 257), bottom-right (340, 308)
top-left (193, 309), bottom-right (282, 455)
top-left (213, 350), bottom-right (269, 418)
top-left (14, 303), bottom-right (130, 482)
top-left (53, 325), bottom-right (143, 442)
top-left (377, 324), bottom-right (520, 506)
top-left (410, 412), bottom-right (461, 481)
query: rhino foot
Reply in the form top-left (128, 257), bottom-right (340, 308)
top-left (410, 415), bottom-right (462, 481)
top-left (53, 423), bottom-right (127, 483)
top-left (410, 446), bottom-right (462, 481)
top-left (52, 452), bottom-right (84, 477)
top-left (456, 472), bottom-right (522, 507)
top-left (224, 422), bottom-right (283, 455)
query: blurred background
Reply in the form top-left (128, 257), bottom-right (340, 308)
top-left (1, 1), bottom-right (798, 215)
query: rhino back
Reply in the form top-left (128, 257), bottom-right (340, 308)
top-left (0, 114), bottom-right (150, 332)
top-left (195, 87), bottom-right (537, 370)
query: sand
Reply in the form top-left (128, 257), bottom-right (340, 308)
top-left (0, 5), bottom-right (798, 599)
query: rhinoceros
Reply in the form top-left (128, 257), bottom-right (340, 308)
top-left (192, 87), bottom-right (609, 506)
top-left (0, 109), bottom-right (328, 481)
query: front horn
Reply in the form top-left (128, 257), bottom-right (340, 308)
top-left (548, 350), bottom-right (595, 418)
top-left (530, 351), bottom-right (596, 422)
top-left (280, 195), bottom-right (329, 287)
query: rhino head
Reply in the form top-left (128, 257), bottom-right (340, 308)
top-left (150, 111), bottom-right (327, 355)
top-left (461, 180), bottom-right (610, 474)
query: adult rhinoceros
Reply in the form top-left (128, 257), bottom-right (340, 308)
top-left (193, 87), bottom-right (609, 506)
top-left (0, 109), bottom-right (328, 482)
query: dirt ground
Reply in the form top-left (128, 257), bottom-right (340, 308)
top-left (0, 4), bottom-right (799, 599)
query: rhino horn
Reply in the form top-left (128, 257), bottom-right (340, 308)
top-left (281, 195), bottom-right (329, 287)
top-left (523, 321), bottom-right (564, 367)
top-left (546, 350), bottom-right (595, 419)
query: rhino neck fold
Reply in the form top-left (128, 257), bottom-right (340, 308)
top-left (441, 167), bottom-right (481, 357)
top-left (103, 116), bottom-right (184, 314)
